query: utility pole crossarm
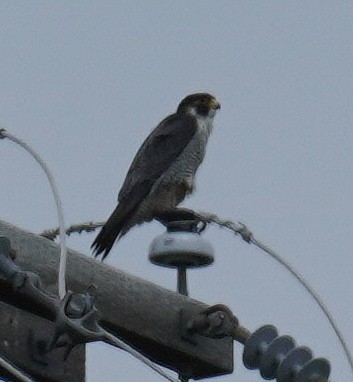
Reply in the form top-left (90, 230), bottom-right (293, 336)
top-left (0, 220), bottom-right (233, 380)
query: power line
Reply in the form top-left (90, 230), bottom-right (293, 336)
top-left (0, 129), bottom-right (68, 300)
top-left (200, 211), bottom-right (353, 379)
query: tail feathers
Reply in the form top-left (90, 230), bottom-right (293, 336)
top-left (92, 182), bottom-right (153, 259)
top-left (91, 204), bottom-right (132, 260)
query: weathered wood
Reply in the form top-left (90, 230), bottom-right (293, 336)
top-left (0, 300), bottom-right (85, 382)
top-left (0, 220), bottom-right (233, 380)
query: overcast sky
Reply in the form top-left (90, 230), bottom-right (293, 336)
top-left (1, 2), bottom-right (352, 381)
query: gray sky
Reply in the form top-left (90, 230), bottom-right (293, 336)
top-left (1, 1), bottom-right (352, 381)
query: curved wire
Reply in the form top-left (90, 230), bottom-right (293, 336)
top-left (0, 129), bottom-right (67, 299)
top-left (251, 236), bottom-right (353, 376)
top-left (1, 130), bottom-right (181, 381)
top-left (199, 211), bottom-right (353, 377)
top-left (34, 208), bottom-right (353, 376)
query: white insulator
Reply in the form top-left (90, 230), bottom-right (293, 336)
top-left (149, 230), bottom-right (214, 268)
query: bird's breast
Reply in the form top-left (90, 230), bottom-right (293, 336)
top-left (151, 119), bottom-right (213, 199)
top-left (133, 118), bottom-right (214, 220)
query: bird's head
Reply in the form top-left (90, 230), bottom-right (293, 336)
top-left (177, 93), bottom-right (221, 118)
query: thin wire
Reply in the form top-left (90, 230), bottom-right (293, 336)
top-left (40, 220), bottom-right (105, 240)
top-left (0, 353), bottom-right (37, 382)
top-left (0, 129), bottom-right (67, 299)
top-left (16, 196), bottom-right (352, 377)
top-left (251, 236), bottom-right (353, 377)
top-left (103, 331), bottom-right (181, 382)
top-left (36, 209), bottom-right (353, 376)
top-left (199, 211), bottom-right (353, 378)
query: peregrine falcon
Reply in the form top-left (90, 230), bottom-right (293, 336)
top-left (92, 93), bottom-right (220, 259)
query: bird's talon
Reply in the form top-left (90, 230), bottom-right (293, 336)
top-left (196, 220), bottom-right (207, 233)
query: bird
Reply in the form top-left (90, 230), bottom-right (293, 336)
top-left (92, 92), bottom-right (220, 259)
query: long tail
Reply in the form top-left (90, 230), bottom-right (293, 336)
top-left (91, 203), bottom-right (133, 260)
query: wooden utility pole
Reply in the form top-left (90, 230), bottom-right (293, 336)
top-left (0, 220), bottom-right (233, 381)
top-left (0, 300), bottom-right (85, 382)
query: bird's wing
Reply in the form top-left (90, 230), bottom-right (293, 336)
top-left (118, 113), bottom-right (198, 203)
